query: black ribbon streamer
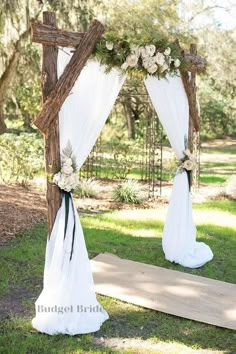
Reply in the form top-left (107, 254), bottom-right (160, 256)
top-left (63, 191), bottom-right (76, 261)
top-left (184, 169), bottom-right (192, 191)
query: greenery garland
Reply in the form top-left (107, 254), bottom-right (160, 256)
top-left (93, 31), bottom-right (187, 79)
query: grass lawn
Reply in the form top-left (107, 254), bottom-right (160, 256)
top-left (0, 200), bottom-right (235, 353)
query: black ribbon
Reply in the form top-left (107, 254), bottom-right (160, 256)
top-left (63, 191), bottom-right (76, 261)
top-left (184, 169), bottom-right (192, 191)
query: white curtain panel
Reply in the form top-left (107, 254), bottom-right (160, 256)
top-left (32, 49), bottom-right (126, 335)
top-left (145, 74), bottom-right (213, 268)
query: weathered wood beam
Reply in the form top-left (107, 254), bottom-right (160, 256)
top-left (174, 40), bottom-right (200, 134)
top-left (32, 21), bottom-right (206, 74)
top-left (33, 19), bottom-right (104, 134)
top-left (41, 12), bottom-right (61, 237)
top-left (31, 22), bottom-right (84, 47)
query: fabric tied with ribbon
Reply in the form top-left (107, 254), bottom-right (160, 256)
top-left (63, 191), bottom-right (76, 261)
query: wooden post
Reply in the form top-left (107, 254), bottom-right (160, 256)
top-left (42, 12), bottom-right (61, 237)
top-left (188, 44), bottom-right (199, 150)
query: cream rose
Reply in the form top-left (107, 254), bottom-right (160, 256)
top-left (155, 52), bottom-right (165, 66)
top-left (126, 54), bottom-right (139, 67)
top-left (105, 41), bottom-right (114, 50)
top-left (64, 157), bottom-right (73, 166)
top-left (160, 63), bottom-right (169, 73)
top-left (183, 159), bottom-right (195, 171)
top-left (184, 149), bottom-right (191, 157)
top-left (174, 58), bottom-right (181, 68)
top-left (147, 64), bottom-right (158, 74)
top-left (61, 165), bottom-right (74, 175)
top-left (164, 47), bottom-right (171, 56)
top-left (139, 47), bottom-right (149, 59)
top-left (121, 62), bottom-right (129, 70)
top-left (145, 44), bottom-right (156, 56)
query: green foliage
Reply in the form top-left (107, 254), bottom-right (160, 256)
top-left (74, 178), bottom-right (100, 198)
top-left (113, 179), bottom-right (142, 204)
top-left (0, 133), bottom-right (44, 186)
top-left (94, 32), bottom-right (184, 79)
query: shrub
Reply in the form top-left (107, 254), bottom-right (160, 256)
top-left (113, 179), bottom-right (142, 204)
top-left (0, 133), bottom-right (44, 186)
top-left (73, 178), bottom-right (100, 198)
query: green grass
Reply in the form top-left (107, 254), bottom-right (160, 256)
top-left (202, 147), bottom-right (236, 155)
top-left (0, 201), bottom-right (236, 353)
top-left (199, 174), bottom-right (228, 184)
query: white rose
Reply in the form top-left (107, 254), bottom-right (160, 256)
top-left (183, 159), bottom-right (195, 171)
top-left (147, 64), bottom-right (158, 74)
top-left (53, 172), bottom-right (61, 184)
top-left (155, 52), bottom-right (165, 66)
top-left (61, 165), bottom-right (74, 175)
top-left (105, 41), bottom-right (114, 50)
top-left (139, 46), bottom-right (149, 59)
top-left (160, 63), bottom-right (169, 72)
top-left (174, 58), bottom-right (181, 68)
top-left (145, 44), bottom-right (156, 57)
top-left (58, 176), bottom-right (67, 190)
top-left (184, 149), bottom-right (191, 157)
top-left (190, 154), bottom-right (197, 163)
top-left (64, 157), bottom-right (73, 166)
top-left (126, 54), bottom-right (139, 67)
top-left (164, 47), bottom-right (171, 56)
top-left (121, 62), bottom-right (129, 70)
top-left (142, 57), bottom-right (155, 70)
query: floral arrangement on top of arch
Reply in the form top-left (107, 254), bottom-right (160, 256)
top-left (93, 31), bottom-right (186, 78)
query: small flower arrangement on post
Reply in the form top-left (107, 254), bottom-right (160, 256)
top-left (52, 141), bottom-right (79, 261)
top-left (179, 148), bottom-right (197, 190)
top-left (53, 142), bottom-right (80, 193)
top-left (181, 149), bottom-right (197, 172)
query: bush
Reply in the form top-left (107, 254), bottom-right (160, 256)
top-left (74, 178), bottom-right (100, 198)
top-left (113, 179), bottom-right (142, 204)
top-left (0, 133), bottom-right (44, 186)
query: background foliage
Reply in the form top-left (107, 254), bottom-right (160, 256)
top-left (0, 0), bottom-right (235, 139)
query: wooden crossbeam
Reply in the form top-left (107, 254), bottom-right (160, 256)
top-left (31, 22), bottom-right (84, 47)
top-left (32, 20), bottom-right (206, 74)
top-left (33, 19), bottom-right (104, 134)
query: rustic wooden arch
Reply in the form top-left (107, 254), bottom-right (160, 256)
top-left (32, 11), bottom-right (205, 235)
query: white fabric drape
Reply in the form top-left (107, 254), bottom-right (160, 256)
top-left (145, 74), bottom-right (213, 268)
top-left (32, 49), bottom-right (126, 335)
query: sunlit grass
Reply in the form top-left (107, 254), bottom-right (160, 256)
top-left (0, 200), bottom-right (235, 353)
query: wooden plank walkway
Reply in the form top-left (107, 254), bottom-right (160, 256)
top-left (91, 253), bottom-right (236, 330)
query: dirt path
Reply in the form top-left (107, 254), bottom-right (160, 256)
top-left (0, 138), bottom-right (235, 245)
top-left (0, 185), bottom-right (47, 245)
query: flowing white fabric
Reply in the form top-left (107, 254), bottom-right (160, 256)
top-left (32, 49), bottom-right (126, 335)
top-left (145, 74), bottom-right (213, 268)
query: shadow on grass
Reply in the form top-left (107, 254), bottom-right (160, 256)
top-left (95, 296), bottom-right (236, 353)
top-left (0, 219), bottom-right (235, 353)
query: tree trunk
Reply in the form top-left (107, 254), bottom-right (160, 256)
top-left (0, 6), bottom-right (42, 135)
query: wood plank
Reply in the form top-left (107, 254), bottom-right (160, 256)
top-left (32, 21), bottom-right (206, 74)
top-left (31, 22), bottom-right (84, 47)
top-left (41, 12), bottom-right (61, 237)
top-left (33, 19), bottom-right (104, 134)
top-left (91, 253), bottom-right (236, 330)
